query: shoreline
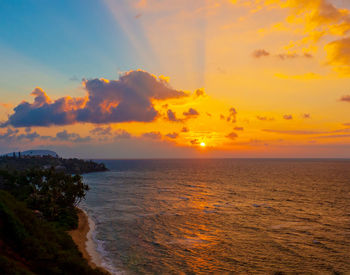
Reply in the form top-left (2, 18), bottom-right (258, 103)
top-left (68, 208), bottom-right (110, 274)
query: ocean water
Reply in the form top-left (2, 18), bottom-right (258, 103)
top-left (80, 159), bottom-right (350, 274)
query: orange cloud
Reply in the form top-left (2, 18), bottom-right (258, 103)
top-left (165, 132), bottom-right (179, 139)
top-left (246, 0), bottom-right (350, 74)
top-left (340, 94), bottom-right (350, 102)
top-left (257, 116), bottom-right (274, 121)
top-left (325, 37), bottom-right (350, 75)
top-left (183, 108), bottom-right (199, 117)
top-left (234, 126), bottom-right (244, 131)
top-left (166, 109), bottom-right (182, 122)
top-left (252, 49), bottom-right (270, 58)
top-left (283, 114), bottom-right (293, 120)
top-left (181, 127), bottom-right (189, 132)
top-left (226, 132), bottom-right (238, 140)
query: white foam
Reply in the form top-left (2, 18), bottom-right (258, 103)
top-left (79, 208), bottom-right (126, 275)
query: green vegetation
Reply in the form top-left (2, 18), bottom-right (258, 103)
top-left (0, 190), bottom-right (106, 274)
top-left (0, 168), bottom-right (89, 230)
top-left (0, 158), bottom-right (109, 274)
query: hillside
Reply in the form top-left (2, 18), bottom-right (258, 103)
top-left (0, 190), bottom-right (107, 274)
top-left (0, 156), bottom-right (109, 274)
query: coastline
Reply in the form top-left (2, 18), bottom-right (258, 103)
top-left (68, 208), bottom-right (110, 274)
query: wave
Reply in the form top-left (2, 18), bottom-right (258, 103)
top-left (80, 207), bottom-right (125, 275)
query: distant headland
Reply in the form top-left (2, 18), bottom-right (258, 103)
top-left (0, 149), bottom-right (108, 174)
top-left (3, 149), bottom-right (59, 158)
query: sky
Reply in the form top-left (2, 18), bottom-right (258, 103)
top-left (0, 0), bottom-right (350, 158)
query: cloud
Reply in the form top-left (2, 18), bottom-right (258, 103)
top-left (283, 114), bottom-right (293, 120)
top-left (194, 88), bottom-right (206, 97)
top-left (90, 126), bottom-right (112, 135)
top-left (262, 0), bottom-right (350, 73)
top-left (227, 107), bottom-right (237, 123)
top-left (277, 53), bottom-right (313, 60)
top-left (234, 126), bottom-right (244, 131)
top-left (340, 95), bottom-right (350, 102)
top-left (252, 49), bottom-right (270, 58)
top-left (190, 139), bottom-right (200, 145)
top-left (0, 128), bottom-right (91, 144)
top-left (280, 1), bottom-right (350, 39)
top-left (141, 131), bottom-right (162, 139)
top-left (0, 128), bottom-right (91, 143)
top-left (2, 87), bottom-right (86, 127)
top-left (0, 128), bottom-right (19, 140)
top-left (56, 130), bottom-right (91, 143)
top-left (114, 129), bottom-right (131, 139)
top-left (165, 132), bottom-right (178, 139)
top-left (302, 113), bottom-right (311, 119)
top-left (303, 53), bottom-right (313, 58)
top-left (253, 50), bottom-right (313, 60)
top-left (257, 116), bottom-right (274, 121)
top-left (167, 109), bottom-right (181, 122)
top-left (262, 128), bottom-right (350, 135)
top-left (56, 130), bottom-right (75, 141)
top-left (246, 0), bottom-right (350, 74)
top-left (17, 131), bottom-right (40, 141)
top-left (226, 132), bottom-right (238, 140)
top-left (183, 108), bottom-right (199, 117)
top-left (343, 123), bottom-right (350, 126)
top-left (181, 127), bottom-right (189, 132)
top-left (3, 70), bottom-right (188, 127)
top-left (166, 107), bottom-right (199, 122)
top-left (0, 128), bottom-right (43, 143)
top-left (325, 37), bottom-right (350, 75)
top-left (90, 127), bottom-right (131, 140)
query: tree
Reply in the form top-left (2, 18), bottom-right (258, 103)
top-left (0, 168), bottom-right (89, 228)
top-left (26, 168), bottom-right (89, 221)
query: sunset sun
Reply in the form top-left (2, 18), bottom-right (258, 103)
top-left (200, 142), bottom-right (206, 147)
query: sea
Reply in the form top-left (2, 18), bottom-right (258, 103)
top-left (79, 159), bottom-right (350, 274)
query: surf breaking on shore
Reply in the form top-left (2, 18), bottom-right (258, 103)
top-left (68, 208), bottom-right (111, 274)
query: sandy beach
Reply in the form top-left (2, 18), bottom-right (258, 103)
top-left (68, 208), bottom-right (110, 274)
